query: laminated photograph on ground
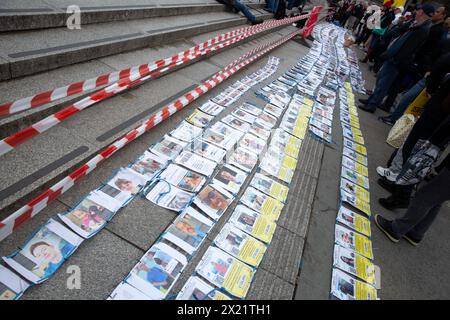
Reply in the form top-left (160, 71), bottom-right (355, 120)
top-left (255, 111), bottom-right (277, 129)
top-left (0, 265), bottom-right (29, 300)
top-left (229, 205), bottom-right (276, 244)
top-left (341, 166), bottom-right (370, 189)
top-left (343, 138), bottom-right (367, 156)
top-left (203, 129), bottom-right (238, 151)
top-left (193, 184), bottom-right (234, 221)
top-left (278, 75), bottom-right (297, 87)
top-left (127, 242), bottom-right (187, 300)
top-left (170, 121), bottom-right (204, 142)
top-left (130, 151), bottom-right (168, 181)
top-left (263, 103), bottom-right (283, 118)
top-left (176, 276), bottom-right (232, 300)
top-left (187, 139), bottom-right (227, 164)
top-left (109, 282), bottom-right (151, 300)
top-left (340, 178), bottom-right (370, 203)
top-left (250, 173), bottom-right (289, 203)
top-left (2, 219), bottom-right (83, 284)
top-left (342, 156), bottom-right (369, 177)
top-left (333, 245), bottom-right (376, 285)
top-left (198, 100), bottom-right (225, 116)
top-left (310, 125), bottom-right (332, 143)
top-left (96, 183), bottom-right (133, 205)
top-left (232, 108), bottom-right (257, 124)
top-left (212, 164), bottom-right (248, 195)
top-left (249, 122), bottom-right (271, 141)
top-left (270, 80), bottom-right (293, 93)
top-left (267, 147), bottom-right (297, 170)
top-left (228, 147), bottom-right (258, 173)
top-left (239, 102), bottom-right (262, 116)
top-left (341, 190), bottom-right (371, 216)
top-left (335, 224), bottom-right (373, 260)
top-left (331, 268), bottom-right (377, 300)
top-left (239, 133), bottom-right (266, 156)
top-left (211, 121), bottom-right (244, 140)
top-left (316, 88), bottom-right (336, 107)
top-left (240, 187), bottom-right (283, 222)
top-left (186, 109), bottom-right (214, 128)
top-left (58, 191), bottom-right (121, 238)
top-left (342, 126), bottom-right (365, 145)
top-left (343, 146), bottom-right (368, 166)
top-left (310, 117), bottom-right (332, 134)
top-left (260, 156), bottom-right (294, 184)
top-left (159, 164), bottom-right (206, 193)
top-left (211, 92), bottom-right (234, 107)
top-left (150, 135), bottom-right (187, 161)
top-left (337, 206), bottom-right (371, 237)
top-left (311, 112), bottom-right (332, 127)
top-left (107, 167), bottom-right (148, 196)
top-left (195, 247), bottom-right (254, 299)
top-left (175, 151), bottom-right (217, 176)
top-left (270, 136), bottom-right (302, 159)
top-left (221, 115), bottom-right (251, 133)
top-left (145, 180), bottom-right (194, 212)
top-left (342, 123), bottom-right (363, 137)
top-left (341, 113), bottom-right (361, 129)
top-left (162, 207), bottom-right (213, 255)
top-left (214, 223), bottom-right (266, 267)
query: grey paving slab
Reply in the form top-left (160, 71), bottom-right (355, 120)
top-left (59, 73), bottom-right (196, 147)
top-left (260, 226), bottom-right (305, 284)
top-left (247, 268), bottom-right (295, 300)
top-left (106, 197), bottom-right (177, 252)
top-left (0, 125), bottom-right (97, 219)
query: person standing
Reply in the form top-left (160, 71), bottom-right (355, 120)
top-left (358, 4), bottom-right (435, 113)
top-left (375, 150), bottom-right (450, 246)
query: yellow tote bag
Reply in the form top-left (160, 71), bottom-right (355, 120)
top-left (404, 89), bottom-right (429, 117)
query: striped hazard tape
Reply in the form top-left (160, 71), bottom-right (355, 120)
top-left (0, 28), bottom-right (304, 242)
top-left (0, 15), bottom-right (309, 118)
top-left (0, 14), bottom-right (310, 158)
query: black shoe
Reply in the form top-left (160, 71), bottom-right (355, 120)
top-left (378, 116), bottom-right (394, 126)
top-left (358, 104), bottom-right (376, 113)
top-left (358, 98), bottom-right (369, 105)
top-left (374, 214), bottom-right (400, 243)
top-left (379, 195), bottom-right (410, 211)
top-left (251, 18), bottom-right (263, 25)
top-left (403, 232), bottom-right (422, 246)
top-left (377, 178), bottom-right (396, 193)
top-left (377, 104), bottom-right (391, 112)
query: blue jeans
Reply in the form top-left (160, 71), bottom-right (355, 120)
top-left (234, 0), bottom-right (256, 22)
top-left (367, 60), bottom-right (399, 109)
top-left (389, 78), bottom-right (426, 121)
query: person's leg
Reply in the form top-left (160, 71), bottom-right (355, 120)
top-left (391, 168), bottom-right (450, 239)
top-left (361, 61), bottom-right (399, 112)
top-left (388, 78), bottom-right (426, 122)
top-left (233, 0), bottom-right (256, 22)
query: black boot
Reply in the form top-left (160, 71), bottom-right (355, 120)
top-left (379, 195), bottom-right (410, 210)
top-left (377, 178), bottom-right (396, 194)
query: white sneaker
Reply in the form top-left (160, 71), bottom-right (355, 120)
top-left (376, 166), bottom-right (398, 182)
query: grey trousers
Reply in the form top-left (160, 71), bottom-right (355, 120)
top-left (392, 168), bottom-right (450, 240)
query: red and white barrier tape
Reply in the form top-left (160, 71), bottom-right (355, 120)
top-left (0, 15), bottom-right (310, 158)
top-left (0, 29), bottom-right (303, 242)
top-left (0, 15), bottom-right (309, 118)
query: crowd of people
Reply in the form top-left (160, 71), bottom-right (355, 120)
top-left (332, 0), bottom-right (450, 246)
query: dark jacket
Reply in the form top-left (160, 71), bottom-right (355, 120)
top-left (380, 19), bottom-right (432, 68)
top-left (426, 53), bottom-right (450, 95)
top-left (414, 21), bottom-right (448, 74)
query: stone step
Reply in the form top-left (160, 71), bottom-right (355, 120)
top-left (0, 9), bottom-right (272, 80)
top-left (0, 1), bottom-right (266, 32)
